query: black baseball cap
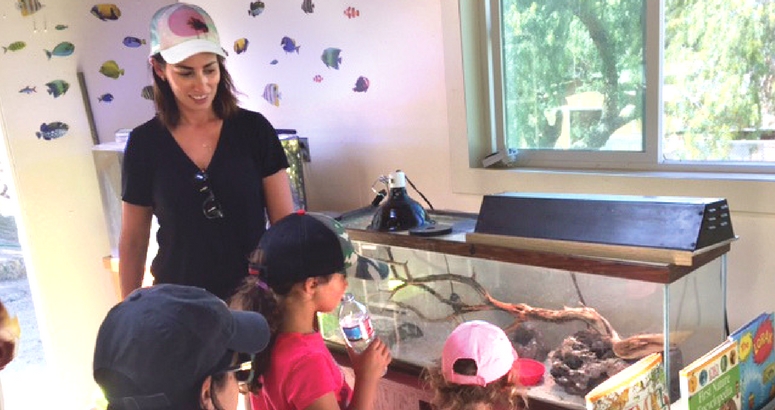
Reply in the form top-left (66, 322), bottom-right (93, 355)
top-left (93, 284), bottom-right (270, 409)
top-left (251, 211), bottom-right (389, 287)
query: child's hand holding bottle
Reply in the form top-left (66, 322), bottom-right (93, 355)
top-left (347, 337), bottom-right (392, 382)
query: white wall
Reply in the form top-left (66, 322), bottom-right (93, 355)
top-left (0, 0), bottom-right (772, 408)
top-left (0, 0), bottom-right (166, 408)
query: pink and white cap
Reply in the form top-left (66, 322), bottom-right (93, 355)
top-left (149, 3), bottom-right (227, 64)
top-left (441, 320), bottom-right (518, 387)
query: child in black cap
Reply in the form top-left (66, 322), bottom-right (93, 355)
top-left (230, 211), bottom-right (392, 410)
top-left (93, 284), bottom-right (271, 410)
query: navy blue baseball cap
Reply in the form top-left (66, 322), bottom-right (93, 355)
top-left (93, 284), bottom-right (270, 409)
top-left (250, 211), bottom-right (389, 287)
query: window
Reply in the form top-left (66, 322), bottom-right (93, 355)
top-left (462, 0), bottom-right (775, 173)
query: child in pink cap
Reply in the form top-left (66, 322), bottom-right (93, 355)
top-left (424, 320), bottom-right (526, 410)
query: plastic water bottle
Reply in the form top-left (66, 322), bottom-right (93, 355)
top-left (338, 293), bottom-right (374, 354)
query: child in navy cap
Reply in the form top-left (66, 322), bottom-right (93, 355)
top-left (93, 284), bottom-right (271, 409)
top-left (230, 211), bottom-right (392, 410)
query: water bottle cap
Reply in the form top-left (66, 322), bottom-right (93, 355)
top-left (342, 293), bottom-right (354, 302)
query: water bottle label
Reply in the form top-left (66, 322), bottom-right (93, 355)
top-left (341, 316), bottom-right (374, 342)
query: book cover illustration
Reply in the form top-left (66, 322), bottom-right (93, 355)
top-left (679, 340), bottom-right (741, 410)
top-left (728, 312), bottom-right (775, 410)
top-left (585, 352), bottom-right (669, 410)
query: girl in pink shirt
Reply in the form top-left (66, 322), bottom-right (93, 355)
top-left (230, 211), bottom-right (392, 410)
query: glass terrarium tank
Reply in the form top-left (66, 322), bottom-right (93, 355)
top-left (319, 201), bottom-right (734, 410)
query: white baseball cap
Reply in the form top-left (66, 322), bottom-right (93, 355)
top-left (149, 3), bottom-right (227, 64)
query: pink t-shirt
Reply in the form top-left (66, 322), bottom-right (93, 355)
top-left (250, 332), bottom-right (353, 410)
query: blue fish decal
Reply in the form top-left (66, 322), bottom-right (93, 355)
top-left (45, 79), bottom-right (70, 97)
top-left (44, 41), bottom-right (74, 59)
top-left (98, 93), bottom-right (114, 102)
top-left (19, 86), bottom-right (36, 94)
top-left (36, 122), bottom-right (69, 140)
top-left (122, 36), bottom-right (145, 48)
top-left (262, 83), bottom-right (281, 107)
top-left (321, 48), bottom-right (342, 69)
top-left (353, 76), bottom-right (370, 92)
top-left (248, 1), bottom-right (265, 17)
top-left (281, 37), bottom-right (300, 54)
top-left (270, 59), bottom-right (278, 65)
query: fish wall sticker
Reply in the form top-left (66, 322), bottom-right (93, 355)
top-left (353, 76), bottom-right (369, 92)
top-left (321, 48), bottom-right (342, 69)
top-left (248, 1), bottom-right (265, 17)
top-left (270, 59), bottom-right (278, 65)
top-left (313, 75), bottom-right (323, 83)
top-left (99, 60), bottom-right (124, 79)
top-left (91, 4), bottom-right (121, 21)
top-left (16, 0), bottom-right (44, 16)
top-left (344, 7), bottom-right (360, 19)
top-left (44, 42), bottom-right (74, 59)
top-left (234, 38), bottom-right (249, 54)
top-left (123, 37), bottom-right (145, 48)
top-left (281, 37), bottom-right (300, 54)
top-left (141, 85), bottom-right (154, 100)
top-left (36, 122), bottom-right (69, 140)
top-left (19, 86), bottom-right (36, 94)
top-left (301, 0), bottom-right (314, 14)
top-left (262, 83), bottom-right (281, 107)
top-left (98, 93), bottom-right (113, 103)
top-left (45, 80), bottom-right (69, 97)
top-left (3, 42), bottom-right (26, 53)
top-left (54, 24), bottom-right (68, 30)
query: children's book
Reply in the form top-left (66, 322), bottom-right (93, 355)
top-left (679, 339), bottom-right (741, 410)
top-left (728, 312), bottom-right (775, 410)
top-left (585, 352), bottom-right (669, 410)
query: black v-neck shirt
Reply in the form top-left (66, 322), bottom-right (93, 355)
top-left (122, 108), bottom-right (289, 299)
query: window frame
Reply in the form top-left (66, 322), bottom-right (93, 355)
top-left (451, 0), bottom-right (775, 174)
top-left (441, 1), bottom-right (775, 215)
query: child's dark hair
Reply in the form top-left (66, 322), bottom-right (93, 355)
top-left (422, 363), bottom-right (526, 410)
top-left (229, 272), bottom-right (332, 393)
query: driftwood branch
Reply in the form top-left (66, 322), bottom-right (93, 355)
top-left (386, 270), bottom-right (679, 360)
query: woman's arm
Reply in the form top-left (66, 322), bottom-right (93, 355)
top-left (118, 202), bottom-right (153, 299)
top-left (263, 169), bottom-right (294, 224)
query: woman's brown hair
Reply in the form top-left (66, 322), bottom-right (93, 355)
top-left (150, 54), bottom-right (240, 129)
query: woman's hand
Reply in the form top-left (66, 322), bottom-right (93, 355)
top-left (347, 338), bottom-right (392, 384)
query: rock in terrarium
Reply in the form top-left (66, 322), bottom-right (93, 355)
top-left (548, 329), bottom-right (632, 396)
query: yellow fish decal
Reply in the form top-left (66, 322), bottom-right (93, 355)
top-left (99, 60), bottom-right (125, 79)
top-left (91, 3), bottom-right (121, 21)
top-left (16, 0), bottom-right (44, 17)
top-left (234, 38), bottom-right (249, 55)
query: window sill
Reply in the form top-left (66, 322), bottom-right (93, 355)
top-left (450, 165), bottom-right (775, 215)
